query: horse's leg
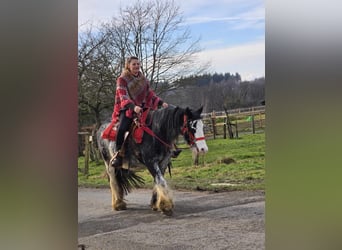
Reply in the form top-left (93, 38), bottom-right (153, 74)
top-left (153, 184), bottom-right (173, 215)
top-left (150, 189), bottom-right (158, 211)
top-left (150, 162), bottom-right (173, 215)
top-left (191, 147), bottom-right (199, 166)
top-left (201, 154), bottom-right (205, 166)
top-left (105, 162), bottom-right (126, 211)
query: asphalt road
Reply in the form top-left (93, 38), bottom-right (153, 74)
top-left (78, 188), bottom-right (265, 250)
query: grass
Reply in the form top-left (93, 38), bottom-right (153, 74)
top-left (78, 132), bottom-right (265, 192)
top-left (78, 157), bottom-right (109, 188)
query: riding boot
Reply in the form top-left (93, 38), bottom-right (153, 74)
top-left (171, 143), bottom-right (182, 158)
top-left (171, 149), bottom-right (182, 158)
top-left (111, 150), bottom-right (123, 168)
top-left (111, 111), bottom-right (131, 168)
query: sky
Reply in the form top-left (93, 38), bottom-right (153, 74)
top-left (78, 0), bottom-right (264, 81)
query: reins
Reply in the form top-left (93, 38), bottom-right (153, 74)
top-left (134, 109), bottom-right (173, 149)
top-left (134, 109), bottom-right (196, 149)
top-left (141, 125), bottom-right (173, 148)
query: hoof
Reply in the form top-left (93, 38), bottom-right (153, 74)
top-left (161, 208), bottom-right (173, 216)
top-left (159, 200), bottom-right (174, 216)
top-left (114, 201), bottom-right (127, 211)
top-left (150, 203), bottom-right (158, 211)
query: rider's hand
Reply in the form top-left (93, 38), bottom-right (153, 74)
top-left (134, 106), bottom-right (142, 113)
top-left (162, 102), bottom-right (168, 108)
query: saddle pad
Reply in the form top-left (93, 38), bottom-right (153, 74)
top-left (101, 122), bottom-right (117, 141)
top-left (133, 126), bottom-right (144, 143)
top-left (132, 109), bottom-right (150, 144)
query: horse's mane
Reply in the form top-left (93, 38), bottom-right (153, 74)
top-left (149, 106), bottom-right (185, 144)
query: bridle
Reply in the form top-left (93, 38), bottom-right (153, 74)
top-left (181, 116), bottom-right (207, 152)
top-left (181, 115), bottom-right (197, 146)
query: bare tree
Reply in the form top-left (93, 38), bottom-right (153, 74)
top-left (78, 25), bottom-right (119, 128)
top-left (78, 0), bottom-right (209, 128)
top-left (103, 0), bottom-right (209, 94)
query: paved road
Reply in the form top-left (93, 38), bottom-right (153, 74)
top-left (78, 188), bottom-right (265, 250)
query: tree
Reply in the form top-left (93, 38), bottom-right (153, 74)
top-left (78, 25), bottom-right (119, 128)
top-left (103, 0), bottom-right (209, 94)
top-left (161, 73), bottom-right (265, 112)
top-left (78, 0), bottom-right (209, 127)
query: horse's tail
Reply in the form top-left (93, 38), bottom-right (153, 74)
top-left (97, 122), bottom-right (144, 194)
top-left (115, 168), bottom-right (145, 195)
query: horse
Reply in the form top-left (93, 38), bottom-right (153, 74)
top-left (96, 106), bottom-right (206, 215)
top-left (189, 119), bottom-right (208, 165)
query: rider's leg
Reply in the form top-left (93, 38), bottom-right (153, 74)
top-left (111, 111), bottom-right (132, 168)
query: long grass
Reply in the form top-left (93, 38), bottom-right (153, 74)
top-left (78, 132), bottom-right (265, 192)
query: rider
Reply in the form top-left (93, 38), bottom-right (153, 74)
top-left (111, 56), bottom-right (168, 168)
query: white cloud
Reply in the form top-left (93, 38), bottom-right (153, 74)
top-left (231, 6), bottom-right (265, 30)
top-left (183, 5), bottom-right (264, 30)
top-left (196, 40), bottom-right (265, 81)
top-left (238, 6), bottom-right (265, 20)
top-left (183, 16), bottom-right (239, 25)
top-left (79, 0), bottom-right (264, 31)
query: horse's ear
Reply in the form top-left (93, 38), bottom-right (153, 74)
top-left (185, 107), bottom-right (192, 118)
top-left (197, 106), bottom-right (203, 114)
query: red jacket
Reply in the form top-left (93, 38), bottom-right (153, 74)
top-left (111, 71), bottom-right (162, 124)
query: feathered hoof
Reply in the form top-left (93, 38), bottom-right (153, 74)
top-left (151, 205), bottom-right (158, 211)
top-left (161, 208), bottom-right (173, 216)
top-left (153, 185), bottom-right (174, 216)
top-left (114, 200), bottom-right (127, 211)
top-left (158, 199), bottom-right (174, 216)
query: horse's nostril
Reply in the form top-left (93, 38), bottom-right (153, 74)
top-left (201, 148), bottom-right (204, 151)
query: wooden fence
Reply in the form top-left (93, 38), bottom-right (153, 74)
top-left (78, 125), bottom-right (100, 176)
top-left (78, 105), bottom-right (266, 173)
top-left (202, 105), bottom-right (265, 139)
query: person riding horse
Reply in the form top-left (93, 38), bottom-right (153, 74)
top-left (103, 56), bottom-right (169, 168)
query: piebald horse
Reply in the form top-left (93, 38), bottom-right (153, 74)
top-left (97, 106), bottom-right (206, 215)
top-left (189, 119), bottom-right (208, 165)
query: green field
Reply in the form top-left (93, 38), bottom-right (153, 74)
top-left (78, 132), bottom-right (265, 192)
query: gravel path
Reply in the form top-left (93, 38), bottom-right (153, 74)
top-left (78, 188), bottom-right (265, 250)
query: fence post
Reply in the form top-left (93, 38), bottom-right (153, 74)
top-left (84, 133), bottom-right (90, 176)
top-left (211, 111), bottom-right (216, 139)
top-left (251, 115), bottom-right (255, 134)
top-left (223, 117), bottom-right (227, 139)
top-left (235, 120), bottom-right (239, 138)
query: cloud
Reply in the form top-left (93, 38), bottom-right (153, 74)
top-left (183, 16), bottom-right (240, 26)
top-left (231, 6), bottom-right (265, 30)
top-left (196, 40), bottom-right (265, 80)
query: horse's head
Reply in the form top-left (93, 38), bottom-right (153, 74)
top-left (182, 107), bottom-right (208, 154)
